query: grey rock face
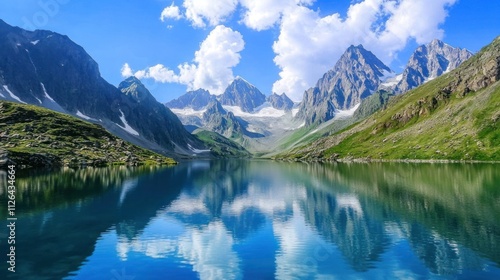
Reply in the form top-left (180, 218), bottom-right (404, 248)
top-left (0, 20), bottom-right (204, 156)
top-left (267, 93), bottom-right (294, 111)
top-left (117, 77), bottom-right (205, 152)
top-left (201, 100), bottom-right (246, 138)
top-left (219, 76), bottom-right (266, 112)
top-left (297, 45), bottom-right (392, 124)
top-left (165, 88), bottom-right (215, 110)
top-left (395, 39), bottom-right (473, 93)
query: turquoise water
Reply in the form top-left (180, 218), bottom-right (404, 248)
top-left (1, 160), bottom-right (499, 279)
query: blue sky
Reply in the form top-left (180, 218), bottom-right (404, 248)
top-left (0, 0), bottom-right (498, 102)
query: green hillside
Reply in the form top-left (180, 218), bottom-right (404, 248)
top-left (0, 101), bottom-right (176, 168)
top-left (277, 37), bottom-right (500, 161)
top-left (194, 129), bottom-right (252, 158)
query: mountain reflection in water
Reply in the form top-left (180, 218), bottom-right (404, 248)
top-left (0, 161), bottom-right (499, 279)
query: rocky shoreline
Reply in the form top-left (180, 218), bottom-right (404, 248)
top-left (0, 148), bottom-right (177, 170)
top-left (272, 156), bottom-right (500, 164)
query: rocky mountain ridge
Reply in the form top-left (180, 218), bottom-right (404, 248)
top-left (0, 20), bottom-right (206, 158)
top-left (296, 45), bottom-right (393, 125)
top-left (395, 39), bottom-right (473, 93)
top-left (276, 36), bottom-right (499, 161)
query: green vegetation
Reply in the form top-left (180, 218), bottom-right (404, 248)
top-left (194, 129), bottom-right (252, 158)
top-left (277, 37), bottom-right (500, 161)
top-left (0, 101), bottom-right (176, 168)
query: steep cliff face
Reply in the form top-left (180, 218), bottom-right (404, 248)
top-left (0, 20), bottom-right (206, 157)
top-left (218, 76), bottom-right (266, 112)
top-left (165, 89), bottom-right (215, 110)
top-left (278, 37), bottom-right (500, 161)
top-left (395, 39), bottom-right (473, 93)
top-left (267, 93), bottom-right (294, 111)
top-left (297, 45), bottom-right (393, 125)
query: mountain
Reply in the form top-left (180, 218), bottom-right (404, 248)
top-left (297, 45), bottom-right (393, 125)
top-left (277, 36), bottom-right (500, 161)
top-left (395, 39), bottom-right (473, 93)
top-left (165, 88), bottom-right (215, 110)
top-left (0, 100), bottom-right (176, 169)
top-left (267, 93), bottom-right (294, 111)
top-left (193, 129), bottom-right (252, 158)
top-left (116, 77), bottom-right (207, 155)
top-left (219, 76), bottom-right (266, 112)
top-left (201, 99), bottom-right (248, 138)
top-left (0, 20), bottom-right (205, 157)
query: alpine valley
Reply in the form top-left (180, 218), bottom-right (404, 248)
top-left (0, 18), bottom-right (498, 166)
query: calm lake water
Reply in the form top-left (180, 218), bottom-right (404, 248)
top-left (1, 160), bottom-right (499, 279)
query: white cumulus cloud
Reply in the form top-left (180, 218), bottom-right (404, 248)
top-left (272, 0), bottom-right (458, 100)
top-left (123, 25), bottom-right (244, 95)
top-left (134, 64), bottom-right (179, 83)
top-left (186, 24), bottom-right (245, 94)
top-left (182, 0), bottom-right (238, 28)
top-left (120, 63), bottom-right (133, 78)
top-left (238, 0), bottom-right (314, 31)
top-left (160, 2), bottom-right (183, 21)
top-left (148, 0), bottom-right (457, 100)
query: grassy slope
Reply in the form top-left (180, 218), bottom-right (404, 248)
top-left (0, 101), bottom-right (176, 168)
top-left (194, 129), bottom-right (252, 158)
top-left (268, 91), bottom-right (395, 158)
top-left (278, 38), bottom-right (500, 161)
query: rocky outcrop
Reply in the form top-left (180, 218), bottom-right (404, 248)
top-left (165, 88), bottom-right (215, 110)
top-left (267, 93), bottom-right (294, 111)
top-left (219, 76), bottom-right (266, 112)
top-left (201, 100), bottom-right (247, 138)
top-left (395, 39), bottom-right (473, 93)
top-left (0, 19), bottom-right (204, 157)
top-left (297, 45), bottom-right (392, 124)
top-left (0, 100), bottom-right (176, 169)
top-left (443, 37), bottom-right (500, 96)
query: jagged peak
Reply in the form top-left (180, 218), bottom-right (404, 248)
top-left (429, 38), bottom-right (445, 47)
top-left (190, 88), bottom-right (211, 94)
top-left (205, 99), bottom-right (226, 113)
top-left (232, 75), bottom-right (255, 87)
top-left (118, 76), bottom-right (156, 103)
top-left (346, 44), bottom-right (365, 52)
top-left (333, 44), bottom-right (391, 74)
top-left (118, 76), bottom-right (144, 89)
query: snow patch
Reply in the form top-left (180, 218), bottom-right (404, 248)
top-left (31, 40), bottom-right (40, 45)
top-left (116, 109), bottom-right (140, 136)
top-left (379, 69), bottom-right (396, 81)
top-left (40, 83), bottom-right (56, 102)
top-left (380, 74), bottom-right (403, 87)
top-left (291, 108), bottom-right (300, 117)
top-left (335, 103), bottom-right (360, 119)
top-left (297, 121), bottom-right (305, 129)
top-left (188, 144), bottom-right (210, 154)
top-left (234, 76), bottom-right (255, 87)
top-left (223, 105), bottom-right (286, 118)
top-left (171, 107), bottom-right (206, 117)
top-left (76, 110), bottom-right (97, 121)
top-left (3, 85), bottom-right (26, 104)
top-left (246, 124), bottom-right (260, 133)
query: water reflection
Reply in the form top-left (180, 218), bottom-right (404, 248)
top-left (0, 161), bottom-right (499, 279)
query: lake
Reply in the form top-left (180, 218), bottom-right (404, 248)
top-left (1, 160), bottom-right (499, 279)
